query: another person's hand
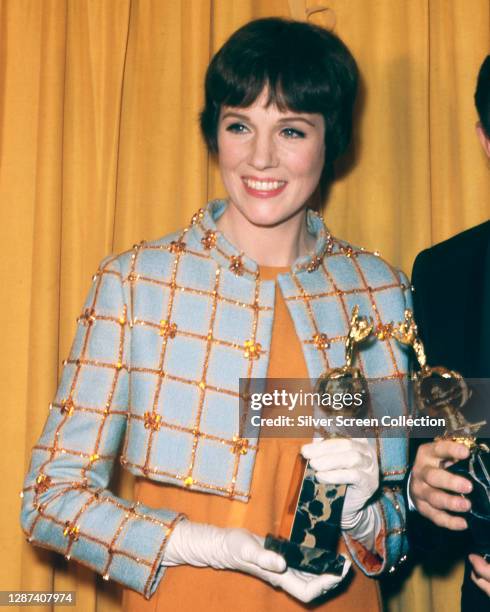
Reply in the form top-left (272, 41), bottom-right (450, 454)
top-left (301, 437), bottom-right (379, 530)
top-left (163, 521), bottom-right (351, 602)
top-left (469, 554), bottom-right (490, 597)
top-left (409, 439), bottom-right (472, 530)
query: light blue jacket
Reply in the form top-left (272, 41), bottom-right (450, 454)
top-left (21, 200), bottom-right (412, 598)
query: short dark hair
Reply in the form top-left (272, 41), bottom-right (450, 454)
top-left (475, 55), bottom-right (490, 137)
top-left (200, 17), bottom-right (358, 191)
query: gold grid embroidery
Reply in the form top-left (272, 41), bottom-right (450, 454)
top-left (319, 257), bottom-right (383, 465)
top-left (119, 237), bottom-right (264, 492)
top-left (23, 255), bottom-right (187, 591)
top-left (113, 239), bottom-right (268, 494)
top-left (290, 271), bottom-right (331, 372)
top-left (183, 266), bottom-right (222, 488)
top-left (121, 244), bottom-right (142, 461)
top-left (283, 279), bottom-right (403, 302)
top-left (289, 250), bottom-right (410, 475)
top-left (348, 253), bottom-right (410, 468)
top-left (24, 498), bottom-right (183, 596)
top-left (119, 458), bottom-right (251, 500)
top-left (130, 319), bottom-right (267, 354)
top-left (349, 257), bottom-right (410, 402)
top-left (79, 303), bottom-right (127, 487)
top-left (195, 217), bottom-right (257, 277)
top-left (122, 407), bottom-right (260, 450)
top-left (34, 267), bottom-right (110, 495)
top-left (25, 207), bottom-right (412, 591)
top-left (143, 251), bottom-right (183, 476)
top-left (231, 273), bottom-right (262, 497)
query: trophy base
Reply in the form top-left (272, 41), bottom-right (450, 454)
top-left (467, 515), bottom-right (490, 558)
top-left (264, 534), bottom-right (346, 575)
top-left (447, 447), bottom-right (490, 557)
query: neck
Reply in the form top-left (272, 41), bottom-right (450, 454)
top-left (216, 203), bottom-right (316, 266)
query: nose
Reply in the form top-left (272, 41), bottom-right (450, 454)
top-left (248, 132), bottom-right (278, 170)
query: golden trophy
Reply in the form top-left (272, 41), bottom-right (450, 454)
top-left (393, 309), bottom-right (485, 445)
top-left (315, 305), bottom-right (373, 419)
top-left (264, 306), bottom-right (373, 574)
top-left (394, 309), bottom-right (490, 557)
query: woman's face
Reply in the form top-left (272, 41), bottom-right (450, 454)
top-left (217, 89), bottom-right (325, 228)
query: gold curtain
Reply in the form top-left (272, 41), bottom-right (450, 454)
top-left (1, 1), bottom-right (488, 611)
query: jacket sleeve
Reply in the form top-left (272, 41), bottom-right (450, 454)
top-left (411, 248), bottom-right (431, 346)
top-left (342, 268), bottom-right (411, 576)
top-left (20, 255), bottom-right (185, 599)
top-left (407, 249), bottom-right (448, 554)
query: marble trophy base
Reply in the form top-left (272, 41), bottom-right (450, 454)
top-left (447, 446), bottom-right (490, 558)
top-left (264, 457), bottom-right (347, 575)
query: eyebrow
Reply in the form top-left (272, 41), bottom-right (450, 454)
top-left (221, 111), bottom-right (316, 127)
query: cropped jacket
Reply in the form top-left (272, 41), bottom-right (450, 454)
top-left (21, 199), bottom-right (412, 598)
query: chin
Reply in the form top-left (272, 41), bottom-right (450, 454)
top-left (232, 200), bottom-right (287, 228)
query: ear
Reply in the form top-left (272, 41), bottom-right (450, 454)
top-left (476, 122), bottom-right (490, 159)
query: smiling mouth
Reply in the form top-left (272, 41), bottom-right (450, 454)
top-left (242, 177), bottom-right (287, 192)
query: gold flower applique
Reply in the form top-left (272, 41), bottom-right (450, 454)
top-left (169, 240), bottom-right (186, 254)
top-left (313, 333), bottom-right (330, 350)
top-left (144, 412), bottom-right (162, 431)
top-left (231, 436), bottom-right (249, 455)
top-left (159, 320), bottom-right (177, 339)
top-left (60, 397), bottom-right (75, 416)
top-left (201, 230), bottom-right (217, 250)
top-left (243, 340), bottom-right (262, 360)
top-left (376, 322), bottom-right (394, 341)
top-left (63, 521), bottom-right (80, 541)
top-left (35, 474), bottom-right (52, 494)
top-left (229, 255), bottom-right (244, 276)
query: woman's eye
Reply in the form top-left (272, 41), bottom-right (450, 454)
top-left (281, 127), bottom-right (306, 139)
top-left (226, 123), bottom-right (249, 134)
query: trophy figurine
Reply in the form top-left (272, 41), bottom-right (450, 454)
top-left (264, 306), bottom-right (373, 574)
top-left (393, 309), bottom-right (490, 557)
top-left (315, 305), bottom-right (373, 418)
top-left (393, 309), bottom-right (485, 444)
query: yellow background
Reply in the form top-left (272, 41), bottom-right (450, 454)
top-left (1, 1), bottom-right (489, 610)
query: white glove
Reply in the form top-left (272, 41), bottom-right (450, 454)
top-left (302, 437), bottom-right (381, 547)
top-left (162, 520), bottom-right (351, 603)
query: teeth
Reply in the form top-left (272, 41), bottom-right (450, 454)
top-left (244, 179), bottom-right (285, 191)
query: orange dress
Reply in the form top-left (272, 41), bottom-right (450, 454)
top-left (122, 266), bottom-right (381, 612)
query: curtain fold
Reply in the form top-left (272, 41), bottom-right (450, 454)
top-left (1, 1), bottom-right (488, 610)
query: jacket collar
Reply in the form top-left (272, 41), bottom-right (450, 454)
top-left (187, 199), bottom-right (334, 281)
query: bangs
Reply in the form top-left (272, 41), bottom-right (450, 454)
top-left (212, 45), bottom-right (337, 116)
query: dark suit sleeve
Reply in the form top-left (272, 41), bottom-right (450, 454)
top-left (406, 248), bottom-right (446, 553)
top-left (411, 249), bottom-right (431, 359)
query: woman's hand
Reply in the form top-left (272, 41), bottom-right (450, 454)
top-left (163, 521), bottom-right (351, 602)
top-left (301, 437), bottom-right (379, 530)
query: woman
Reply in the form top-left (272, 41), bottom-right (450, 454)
top-left (21, 17), bottom-right (410, 610)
